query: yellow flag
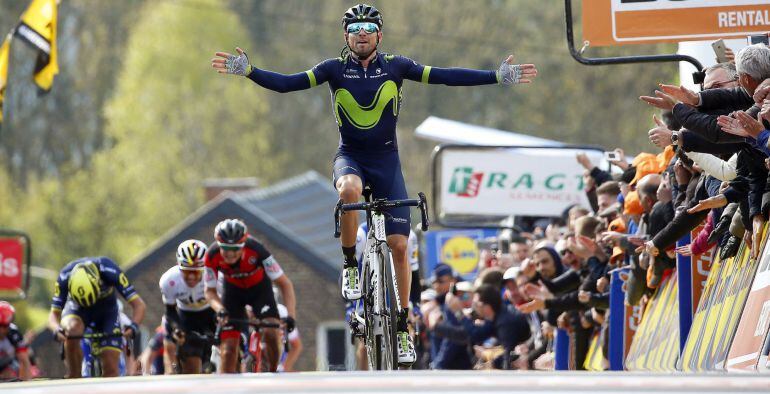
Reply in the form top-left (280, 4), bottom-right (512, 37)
top-left (0, 36), bottom-right (10, 124)
top-left (15, 0), bottom-right (58, 92)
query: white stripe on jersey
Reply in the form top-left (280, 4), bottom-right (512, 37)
top-left (159, 266), bottom-right (210, 312)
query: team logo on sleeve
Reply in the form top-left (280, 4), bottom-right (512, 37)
top-left (263, 256), bottom-right (281, 274)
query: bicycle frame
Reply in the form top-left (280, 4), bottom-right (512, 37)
top-left (335, 191), bottom-right (430, 370)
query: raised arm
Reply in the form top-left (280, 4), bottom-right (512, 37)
top-left (212, 47), bottom-right (328, 93)
top-left (401, 54), bottom-right (537, 86)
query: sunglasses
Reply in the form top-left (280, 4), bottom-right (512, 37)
top-left (219, 244), bottom-right (243, 252)
top-left (346, 22), bottom-right (379, 34)
top-left (560, 249), bottom-right (573, 257)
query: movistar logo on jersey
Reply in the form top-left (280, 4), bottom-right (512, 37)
top-left (333, 80), bottom-right (399, 129)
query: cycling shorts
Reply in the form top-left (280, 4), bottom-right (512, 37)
top-left (62, 298), bottom-right (123, 351)
top-left (220, 279), bottom-right (279, 340)
top-left (332, 150), bottom-right (411, 236)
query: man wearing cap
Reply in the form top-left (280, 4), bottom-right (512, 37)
top-left (419, 263), bottom-right (456, 367)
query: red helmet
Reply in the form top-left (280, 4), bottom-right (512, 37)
top-left (0, 301), bottom-right (15, 325)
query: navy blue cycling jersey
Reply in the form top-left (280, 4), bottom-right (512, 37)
top-left (51, 256), bottom-right (139, 312)
top-left (247, 53), bottom-right (498, 153)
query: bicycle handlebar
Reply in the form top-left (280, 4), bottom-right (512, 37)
top-left (334, 192), bottom-right (429, 238)
top-left (221, 318), bottom-right (282, 329)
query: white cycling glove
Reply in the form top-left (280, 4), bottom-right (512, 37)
top-left (497, 61), bottom-right (523, 86)
top-left (225, 51), bottom-right (253, 76)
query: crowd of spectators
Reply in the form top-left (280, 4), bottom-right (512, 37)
top-left (414, 41), bottom-right (770, 370)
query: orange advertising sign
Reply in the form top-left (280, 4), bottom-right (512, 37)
top-left (583, 0), bottom-right (770, 46)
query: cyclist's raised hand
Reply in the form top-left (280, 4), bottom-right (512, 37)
top-left (211, 47), bottom-right (253, 76)
top-left (497, 55), bottom-right (537, 85)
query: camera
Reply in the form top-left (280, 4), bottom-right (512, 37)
top-left (748, 34), bottom-right (769, 45)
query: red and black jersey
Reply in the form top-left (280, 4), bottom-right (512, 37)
top-left (204, 236), bottom-right (277, 289)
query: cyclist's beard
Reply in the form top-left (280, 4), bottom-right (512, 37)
top-left (348, 38), bottom-right (378, 60)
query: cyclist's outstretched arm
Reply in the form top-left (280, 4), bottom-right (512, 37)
top-left (212, 47), bottom-right (327, 93)
top-left (401, 54), bottom-right (537, 86)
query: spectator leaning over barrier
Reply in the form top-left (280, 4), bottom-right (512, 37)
top-left (641, 62), bottom-right (746, 263)
top-left (682, 45), bottom-right (770, 260)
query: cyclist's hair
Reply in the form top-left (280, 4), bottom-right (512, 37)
top-left (475, 284), bottom-right (502, 315)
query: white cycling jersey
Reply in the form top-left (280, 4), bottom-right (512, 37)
top-left (159, 266), bottom-right (210, 312)
top-left (356, 224), bottom-right (419, 271)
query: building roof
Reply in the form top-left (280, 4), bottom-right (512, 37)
top-left (239, 171), bottom-right (344, 269)
top-left (125, 170), bottom-right (341, 282)
top-left (415, 116), bottom-right (565, 147)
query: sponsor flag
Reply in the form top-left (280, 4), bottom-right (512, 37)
top-left (15, 0), bottom-right (58, 92)
top-left (0, 36), bottom-right (10, 125)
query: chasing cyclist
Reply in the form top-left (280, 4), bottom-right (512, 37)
top-left (203, 219), bottom-right (296, 373)
top-left (212, 3), bottom-right (537, 365)
top-left (47, 257), bottom-right (146, 378)
top-left (0, 302), bottom-right (32, 381)
top-left (159, 240), bottom-right (216, 374)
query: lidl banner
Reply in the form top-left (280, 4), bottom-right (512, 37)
top-left (625, 270), bottom-right (679, 372)
top-left (679, 229), bottom-right (763, 371)
top-left (438, 147), bottom-right (602, 218)
top-left (423, 228), bottom-right (497, 280)
top-left (727, 224), bottom-right (770, 371)
top-left (583, 0), bottom-right (770, 46)
top-left (677, 227), bottom-right (714, 352)
top-left (608, 267), bottom-right (643, 370)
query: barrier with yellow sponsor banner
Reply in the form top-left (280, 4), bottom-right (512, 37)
top-left (679, 224), bottom-right (766, 371)
top-left (584, 330), bottom-right (607, 371)
top-left (727, 224), bottom-right (770, 371)
top-left (625, 269), bottom-right (680, 371)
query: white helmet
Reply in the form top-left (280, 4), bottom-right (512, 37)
top-left (176, 239), bottom-right (208, 270)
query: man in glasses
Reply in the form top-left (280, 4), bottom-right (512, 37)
top-left (203, 219), bottom-right (296, 373)
top-left (211, 3), bottom-right (538, 366)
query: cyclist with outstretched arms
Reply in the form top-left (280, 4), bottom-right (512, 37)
top-left (159, 240), bottom-right (217, 374)
top-left (203, 219), bottom-right (297, 373)
top-left (47, 257), bottom-right (146, 378)
top-left (212, 4), bottom-right (537, 365)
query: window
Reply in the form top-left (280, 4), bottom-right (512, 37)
top-left (316, 321), bottom-right (355, 371)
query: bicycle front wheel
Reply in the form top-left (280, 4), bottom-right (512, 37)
top-left (379, 244), bottom-right (399, 370)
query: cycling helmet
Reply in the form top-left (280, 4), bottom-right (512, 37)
top-left (0, 301), bottom-right (15, 325)
top-left (176, 239), bottom-right (207, 270)
top-left (214, 219), bottom-right (248, 247)
top-left (69, 261), bottom-right (101, 307)
top-left (342, 4), bottom-right (382, 30)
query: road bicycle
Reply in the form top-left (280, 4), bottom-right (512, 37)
top-left (334, 188), bottom-right (429, 370)
top-left (218, 317), bottom-right (288, 373)
top-left (60, 329), bottom-right (127, 377)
